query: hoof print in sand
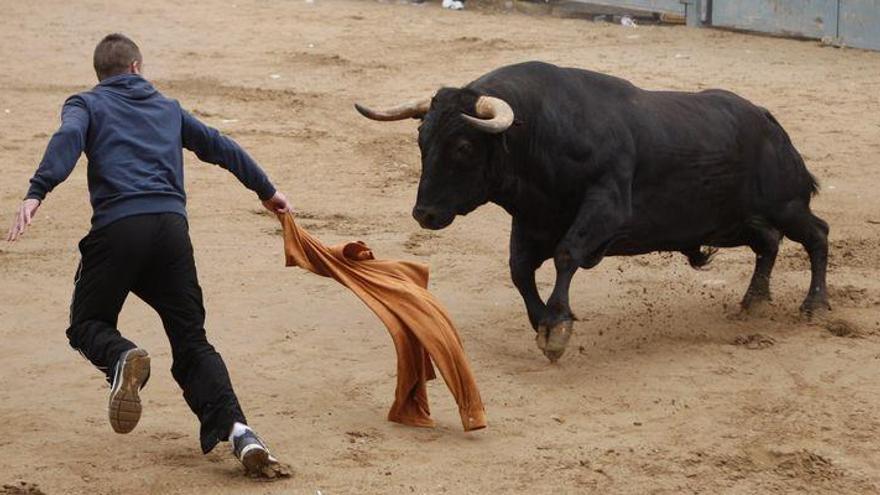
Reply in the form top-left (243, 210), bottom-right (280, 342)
top-left (732, 333), bottom-right (776, 349)
top-left (824, 319), bottom-right (863, 338)
top-left (1, 482), bottom-right (45, 495)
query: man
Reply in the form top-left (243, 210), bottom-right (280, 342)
top-left (6, 33), bottom-right (289, 476)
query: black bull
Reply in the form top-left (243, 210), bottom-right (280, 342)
top-left (356, 61), bottom-right (829, 362)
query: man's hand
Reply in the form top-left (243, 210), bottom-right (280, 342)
top-left (6, 198), bottom-right (41, 242)
top-left (262, 191), bottom-right (292, 215)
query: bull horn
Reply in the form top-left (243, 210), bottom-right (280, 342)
top-left (462, 96), bottom-right (514, 134)
top-left (354, 98), bottom-right (431, 121)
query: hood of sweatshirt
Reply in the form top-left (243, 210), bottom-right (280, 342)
top-left (94, 73), bottom-right (157, 100)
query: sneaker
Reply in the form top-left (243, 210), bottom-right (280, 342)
top-left (108, 348), bottom-right (151, 434)
top-left (442, 0), bottom-right (464, 10)
top-left (232, 427), bottom-right (278, 474)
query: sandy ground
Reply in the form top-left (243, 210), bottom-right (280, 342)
top-left (1, 0), bottom-right (880, 493)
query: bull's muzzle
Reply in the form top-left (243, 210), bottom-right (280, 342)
top-left (412, 205), bottom-right (454, 230)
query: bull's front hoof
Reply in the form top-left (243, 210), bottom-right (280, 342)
top-left (536, 320), bottom-right (574, 363)
top-left (740, 290), bottom-right (771, 312)
top-left (800, 296), bottom-right (831, 318)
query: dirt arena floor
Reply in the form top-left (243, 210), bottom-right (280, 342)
top-left (2, 0), bottom-right (880, 493)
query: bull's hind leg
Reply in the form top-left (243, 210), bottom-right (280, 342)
top-left (770, 201), bottom-right (831, 315)
top-left (741, 224), bottom-right (782, 310)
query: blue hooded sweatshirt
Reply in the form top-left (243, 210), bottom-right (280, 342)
top-left (26, 73), bottom-right (276, 230)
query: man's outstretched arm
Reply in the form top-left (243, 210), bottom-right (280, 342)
top-left (180, 109), bottom-right (291, 214)
top-left (7, 96), bottom-right (89, 241)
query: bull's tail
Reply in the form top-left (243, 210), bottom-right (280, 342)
top-left (762, 108), bottom-right (820, 197)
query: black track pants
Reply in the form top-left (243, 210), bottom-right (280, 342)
top-left (66, 213), bottom-right (246, 453)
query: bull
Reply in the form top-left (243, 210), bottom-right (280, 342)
top-left (356, 61), bottom-right (829, 362)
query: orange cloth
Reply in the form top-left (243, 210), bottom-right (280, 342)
top-left (280, 213), bottom-right (486, 431)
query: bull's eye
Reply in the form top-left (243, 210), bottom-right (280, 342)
top-left (453, 140), bottom-right (474, 161)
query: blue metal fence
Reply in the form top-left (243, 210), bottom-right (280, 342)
top-left (571, 0), bottom-right (880, 50)
top-left (710, 0), bottom-right (839, 39)
top-left (838, 0), bottom-right (880, 50)
top-left (582, 0), bottom-right (686, 14)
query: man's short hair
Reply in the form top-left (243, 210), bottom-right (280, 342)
top-left (93, 33), bottom-right (142, 81)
